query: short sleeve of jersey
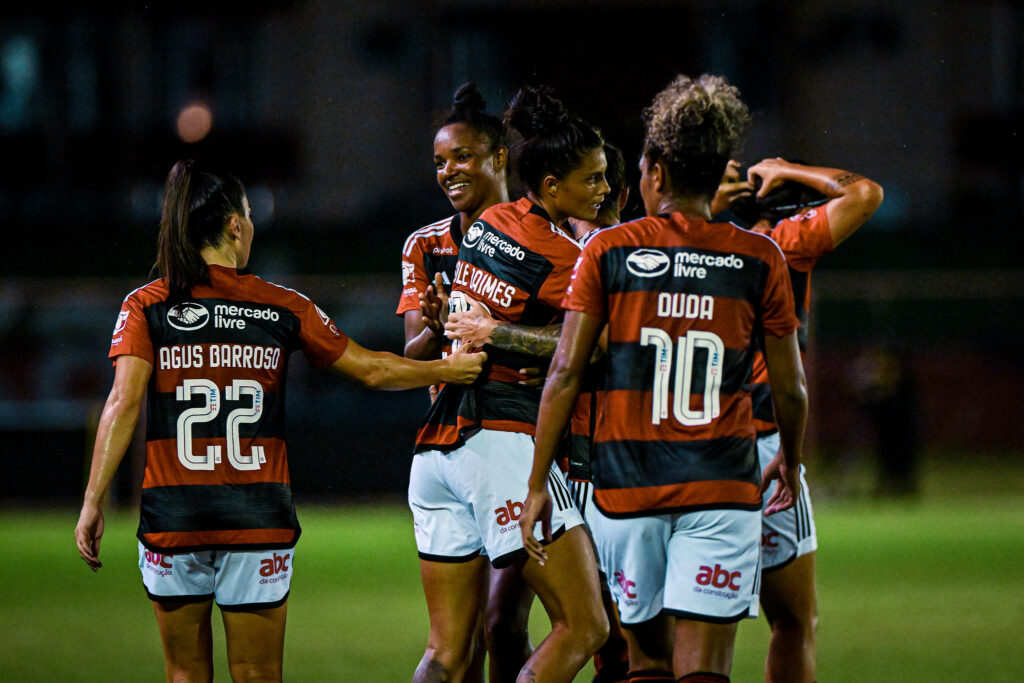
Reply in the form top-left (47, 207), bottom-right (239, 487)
top-left (396, 244), bottom-right (429, 317)
top-left (561, 238), bottom-right (607, 319)
top-left (296, 298), bottom-right (350, 368)
top-left (759, 240), bottom-right (800, 338)
top-left (109, 293), bottom-right (153, 366)
top-left (770, 206), bottom-right (834, 272)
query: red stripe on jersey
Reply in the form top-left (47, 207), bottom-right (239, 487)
top-left (142, 438), bottom-right (290, 488)
top-left (594, 479), bottom-right (762, 516)
top-left (141, 528), bottom-right (298, 551)
top-left (598, 390), bottom-right (754, 443)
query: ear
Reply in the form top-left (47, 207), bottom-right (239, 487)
top-left (492, 146), bottom-right (509, 173)
top-left (226, 214), bottom-right (243, 242)
top-left (650, 158), bottom-right (669, 195)
top-left (541, 174), bottom-right (559, 199)
top-left (617, 187), bottom-right (630, 213)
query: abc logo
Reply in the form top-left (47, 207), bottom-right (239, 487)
top-left (695, 563), bottom-right (741, 591)
top-left (494, 499), bottom-right (524, 526)
top-left (614, 570), bottom-right (637, 599)
top-left (259, 553), bottom-right (291, 577)
top-left (144, 550), bottom-right (172, 569)
top-left (762, 531), bottom-right (780, 548)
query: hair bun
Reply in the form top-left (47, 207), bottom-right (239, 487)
top-left (504, 85), bottom-right (570, 140)
top-left (452, 83), bottom-right (488, 114)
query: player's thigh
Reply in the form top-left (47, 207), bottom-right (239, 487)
top-left (420, 555), bottom-right (491, 650)
top-left (520, 525), bottom-right (605, 630)
top-left (220, 602), bottom-right (288, 681)
top-left (152, 599), bottom-right (215, 678)
top-left (760, 551), bottom-right (817, 626)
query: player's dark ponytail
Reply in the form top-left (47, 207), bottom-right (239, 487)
top-left (442, 83), bottom-right (508, 152)
top-left (503, 85), bottom-right (603, 195)
top-left (154, 159), bottom-right (247, 302)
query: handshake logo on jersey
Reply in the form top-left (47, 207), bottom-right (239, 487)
top-left (166, 302), bottom-right (210, 331)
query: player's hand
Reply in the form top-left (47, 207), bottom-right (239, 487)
top-left (419, 272), bottom-right (449, 337)
top-left (75, 500), bottom-right (105, 571)
top-left (747, 157), bottom-right (793, 199)
top-left (442, 345), bottom-right (487, 384)
top-left (445, 297), bottom-right (495, 349)
top-left (520, 489), bottom-right (553, 566)
top-left (711, 159), bottom-right (752, 216)
top-left (517, 367), bottom-right (545, 387)
top-left (761, 448), bottom-right (800, 515)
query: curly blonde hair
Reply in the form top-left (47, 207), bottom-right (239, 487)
top-left (643, 74), bottom-right (750, 196)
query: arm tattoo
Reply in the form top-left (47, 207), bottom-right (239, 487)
top-left (833, 171), bottom-right (864, 187)
top-left (491, 323), bottom-right (563, 358)
top-left (519, 666), bottom-right (539, 683)
top-left (490, 323), bottom-right (605, 363)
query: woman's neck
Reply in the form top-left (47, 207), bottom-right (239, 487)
top-left (199, 244), bottom-right (239, 269)
top-left (656, 193), bottom-right (712, 220)
top-left (526, 192), bottom-right (566, 225)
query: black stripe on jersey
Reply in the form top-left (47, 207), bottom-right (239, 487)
top-left (477, 381), bottom-right (542, 427)
top-left (146, 390), bottom-right (287, 441)
top-left (788, 266), bottom-right (810, 351)
top-left (604, 341), bottom-right (754, 396)
top-left (139, 483), bottom-right (298, 532)
top-left (601, 246), bottom-right (770, 302)
top-left (750, 382), bottom-right (776, 427)
top-left (591, 436), bottom-right (759, 491)
top-left (145, 298), bottom-right (303, 351)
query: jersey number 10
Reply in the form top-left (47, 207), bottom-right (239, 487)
top-left (175, 379), bottom-right (266, 471)
top-left (640, 327), bottom-right (724, 427)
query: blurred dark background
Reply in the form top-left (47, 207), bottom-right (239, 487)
top-left (1, 0), bottom-right (1022, 505)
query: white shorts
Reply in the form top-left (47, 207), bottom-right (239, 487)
top-left (139, 543), bottom-right (293, 610)
top-left (758, 431), bottom-right (818, 571)
top-left (409, 428), bottom-right (583, 568)
top-left (590, 505), bottom-right (761, 625)
top-left (567, 476), bottom-right (607, 577)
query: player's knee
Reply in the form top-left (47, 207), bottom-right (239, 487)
top-left (582, 608), bottom-right (611, 655)
top-left (484, 609), bottom-right (530, 651)
top-left (227, 660), bottom-right (281, 683)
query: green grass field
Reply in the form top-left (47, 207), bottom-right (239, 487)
top-left (2, 453), bottom-right (1023, 681)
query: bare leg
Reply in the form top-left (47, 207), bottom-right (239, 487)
top-left (218, 602), bottom-right (287, 682)
top-left (761, 552), bottom-right (817, 683)
top-left (152, 599), bottom-right (215, 683)
top-left (517, 526), bottom-right (609, 683)
top-left (485, 562), bottom-right (535, 683)
top-left (622, 613), bottom-right (673, 674)
top-left (415, 556), bottom-right (490, 683)
top-left (673, 619), bottom-right (738, 678)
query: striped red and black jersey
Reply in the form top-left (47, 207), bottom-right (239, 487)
top-left (748, 206), bottom-right (834, 435)
top-left (414, 197), bottom-right (582, 452)
top-left (563, 212), bottom-right (798, 518)
top-left (395, 214), bottom-right (462, 317)
top-left (109, 265), bottom-right (350, 553)
top-left (563, 224), bottom-right (612, 480)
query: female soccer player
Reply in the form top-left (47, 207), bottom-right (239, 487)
top-left (409, 86), bottom-right (610, 683)
top-left (717, 157), bottom-right (883, 683)
top-left (524, 74), bottom-right (809, 683)
top-left (75, 159), bottom-right (484, 683)
top-left (397, 83), bottom-right (537, 683)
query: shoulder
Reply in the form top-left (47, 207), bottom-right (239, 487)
top-left (122, 278), bottom-right (167, 307)
top-left (402, 215), bottom-right (458, 257)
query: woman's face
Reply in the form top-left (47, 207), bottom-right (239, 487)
top-left (550, 146), bottom-right (610, 222)
top-left (434, 123), bottom-right (504, 218)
